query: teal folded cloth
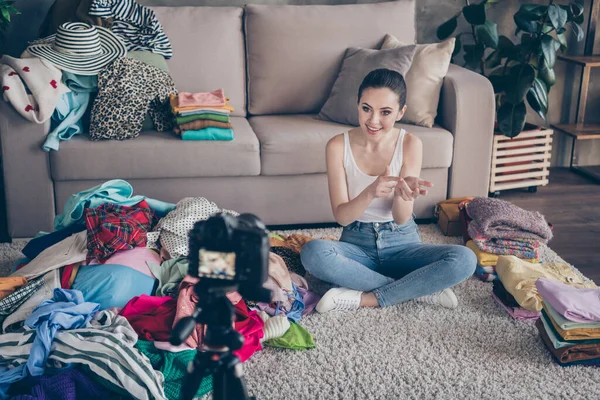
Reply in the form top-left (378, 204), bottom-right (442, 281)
top-left (54, 179), bottom-right (176, 230)
top-left (540, 311), bottom-right (600, 349)
top-left (61, 72), bottom-right (98, 93)
top-left (181, 127), bottom-right (234, 141)
top-left (44, 91), bottom-right (90, 152)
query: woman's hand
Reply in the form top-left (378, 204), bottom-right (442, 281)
top-left (368, 166), bottom-right (401, 199)
top-left (394, 176), bottom-right (434, 201)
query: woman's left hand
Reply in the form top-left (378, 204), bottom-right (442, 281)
top-left (394, 176), bottom-right (434, 201)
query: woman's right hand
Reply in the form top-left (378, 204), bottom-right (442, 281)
top-left (368, 166), bottom-right (401, 199)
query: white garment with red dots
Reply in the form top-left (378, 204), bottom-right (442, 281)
top-left (0, 54), bottom-right (69, 123)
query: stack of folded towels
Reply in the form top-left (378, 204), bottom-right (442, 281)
top-left (170, 89), bottom-right (235, 140)
top-left (535, 278), bottom-right (600, 366)
top-left (464, 197), bottom-right (552, 282)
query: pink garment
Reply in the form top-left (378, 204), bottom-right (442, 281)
top-left (173, 275), bottom-right (242, 349)
top-left (233, 302), bottom-right (264, 363)
top-left (178, 89), bottom-right (226, 107)
top-left (536, 278), bottom-right (600, 323)
top-left (492, 291), bottom-right (540, 321)
top-left (88, 247), bottom-right (160, 278)
top-left (120, 294), bottom-right (172, 317)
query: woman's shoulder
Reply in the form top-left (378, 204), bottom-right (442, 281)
top-left (326, 131), bottom-right (348, 151)
top-left (402, 131), bottom-right (422, 148)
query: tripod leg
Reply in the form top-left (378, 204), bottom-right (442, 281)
top-left (180, 351), bottom-right (213, 400)
top-left (220, 353), bottom-right (254, 400)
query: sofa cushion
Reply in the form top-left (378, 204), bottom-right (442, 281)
top-left (245, 1), bottom-right (416, 115)
top-left (381, 34), bottom-right (455, 128)
top-left (152, 6), bottom-right (246, 117)
top-left (249, 114), bottom-right (454, 176)
top-left (317, 45), bottom-right (416, 127)
top-left (50, 117), bottom-right (260, 181)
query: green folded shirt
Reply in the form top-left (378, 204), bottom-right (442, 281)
top-left (176, 113), bottom-right (230, 125)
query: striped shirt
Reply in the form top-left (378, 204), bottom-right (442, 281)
top-left (0, 310), bottom-right (167, 400)
top-left (89, 0), bottom-right (172, 59)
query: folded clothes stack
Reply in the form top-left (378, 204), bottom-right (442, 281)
top-left (464, 197), bottom-right (552, 282)
top-left (491, 280), bottom-right (540, 320)
top-left (170, 89), bottom-right (235, 140)
top-left (535, 278), bottom-right (600, 367)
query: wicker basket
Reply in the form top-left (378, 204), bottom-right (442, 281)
top-left (489, 125), bottom-right (553, 194)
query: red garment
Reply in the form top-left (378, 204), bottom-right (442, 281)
top-left (120, 295), bottom-right (177, 341)
top-left (233, 301), bottom-right (264, 362)
top-left (120, 294), bottom-right (172, 317)
top-left (60, 263), bottom-right (78, 289)
top-left (173, 276), bottom-right (264, 361)
top-left (84, 200), bottom-right (153, 263)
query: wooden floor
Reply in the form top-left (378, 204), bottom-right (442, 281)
top-left (500, 167), bottom-right (600, 284)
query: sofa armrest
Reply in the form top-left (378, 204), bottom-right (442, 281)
top-left (439, 64), bottom-right (495, 198)
top-left (0, 101), bottom-right (55, 238)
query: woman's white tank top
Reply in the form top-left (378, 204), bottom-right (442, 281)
top-left (344, 129), bottom-right (406, 223)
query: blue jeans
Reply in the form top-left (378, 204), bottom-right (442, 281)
top-left (300, 218), bottom-right (477, 307)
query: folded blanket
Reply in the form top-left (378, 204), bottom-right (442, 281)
top-left (536, 278), bottom-right (600, 324)
top-left (181, 127), bottom-right (234, 141)
top-left (468, 221), bottom-right (540, 260)
top-left (466, 197), bottom-right (553, 242)
top-left (175, 113), bottom-right (230, 125)
top-left (174, 119), bottom-right (232, 134)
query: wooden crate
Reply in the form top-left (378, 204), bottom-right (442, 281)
top-left (489, 126), bottom-right (553, 193)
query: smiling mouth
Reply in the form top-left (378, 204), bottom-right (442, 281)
top-left (366, 125), bottom-right (382, 134)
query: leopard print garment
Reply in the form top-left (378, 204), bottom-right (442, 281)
top-left (90, 57), bottom-right (176, 140)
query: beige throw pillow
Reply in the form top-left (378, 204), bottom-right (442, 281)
top-left (317, 45), bottom-right (416, 127)
top-left (381, 34), bottom-right (455, 128)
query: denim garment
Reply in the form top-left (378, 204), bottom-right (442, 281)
top-left (300, 217), bottom-right (476, 307)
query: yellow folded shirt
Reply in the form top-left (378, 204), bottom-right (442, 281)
top-left (465, 240), bottom-right (538, 267)
top-left (496, 255), bottom-right (597, 312)
top-left (169, 94), bottom-right (234, 113)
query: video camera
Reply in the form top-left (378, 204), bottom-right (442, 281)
top-left (187, 212), bottom-right (271, 302)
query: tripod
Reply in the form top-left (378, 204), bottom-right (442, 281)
top-left (171, 281), bottom-right (256, 400)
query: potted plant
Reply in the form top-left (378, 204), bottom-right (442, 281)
top-left (437, 0), bottom-right (585, 194)
top-left (0, 1), bottom-right (20, 53)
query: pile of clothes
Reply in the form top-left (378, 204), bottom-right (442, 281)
top-left (535, 278), bottom-right (600, 366)
top-left (463, 197), bottom-right (552, 282)
top-left (491, 254), bottom-right (597, 321)
top-left (0, 179), bottom-right (320, 400)
top-left (170, 90), bottom-right (235, 141)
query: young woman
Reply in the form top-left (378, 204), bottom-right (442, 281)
top-left (301, 69), bottom-right (476, 313)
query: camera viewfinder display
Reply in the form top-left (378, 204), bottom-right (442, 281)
top-left (198, 249), bottom-right (236, 280)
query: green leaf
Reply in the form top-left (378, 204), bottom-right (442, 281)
top-left (1, 8), bottom-right (10, 22)
top-left (463, 3), bottom-right (486, 25)
top-left (548, 4), bottom-right (568, 31)
top-left (526, 77), bottom-right (549, 120)
top-left (571, 22), bottom-right (584, 42)
top-left (7, 6), bottom-right (19, 15)
top-left (452, 35), bottom-right (462, 57)
top-left (476, 20), bottom-right (499, 49)
top-left (437, 16), bottom-right (458, 40)
top-left (463, 43), bottom-right (485, 70)
top-left (497, 35), bottom-right (517, 58)
top-left (556, 32), bottom-right (568, 51)
top-left (485, 50), bottom-right (502, 69)
top-left (539, 65), bottom-right (556, 87)
top-left (505, 63), bottom-right (536, 104)
top-left (514, 10), bottom-right (541, 34)
top-left (569, 3), bottom-right (584, 19)
top-left (497, 101), bottom-right (527, 138)
top-left (541, 35), bottom-right (560, 68)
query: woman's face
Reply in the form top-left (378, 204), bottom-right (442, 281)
top-left (357, 87), bottom-right (405, 137)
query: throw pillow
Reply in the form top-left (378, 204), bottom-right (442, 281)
top-left (317, 45), bottom-right (416, 127)
top-left (381, 34), bottom-right (455, 128)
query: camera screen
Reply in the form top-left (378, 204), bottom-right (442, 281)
top-left (198, 249), bottom-right (236, 280)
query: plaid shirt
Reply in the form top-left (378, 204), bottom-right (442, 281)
top-left (85, 201), bottom-right (153, 263)
top-left (0, 276), bottom-right (45, 326)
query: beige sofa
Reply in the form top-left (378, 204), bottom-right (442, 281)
top-left (0, 1), bottom-right (495, 239)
